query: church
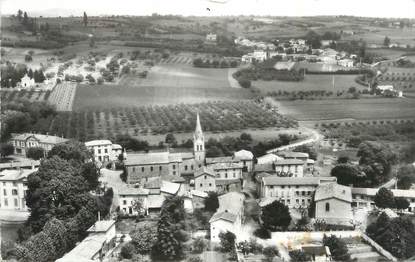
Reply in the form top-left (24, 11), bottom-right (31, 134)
top-left (124, 113), bottom-right (206, 185)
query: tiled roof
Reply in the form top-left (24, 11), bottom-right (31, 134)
top-left (209, 211), bottom-right (237, 223)
top-left (147, 194), bottom-right (165, 209)
top-left (218, 192), bottom-right (245, 214)
top-left (11, 133), bottom-right (68, 144)
top-left (351, 188), bottom-right (415, 198)
top-left (262, 176), bottom-right (336, 186)
top-left (194, 166), bottom-right (216, 178)
top-left (234, 149), bottom-right (254, 160)
top-left (87, 220), bottom-right (115, 233)
top-left (160, 181), bottom-right (181, 195)
top-left (210, 162), bottom-right (243, 170)
top-left (315, 183), bottom-right (352, 203)
top-left (85, 140), bottom-right (112, 147)
top-left (274, 159), bottom-right (305, 165)
top-left (191, 190), bottom-right (208, 198)
top-left (118, 185), bottom-right (149, 196)
top-left (125, 152), bottom-right (181, 165)
top-left (56, 234), bottom-right (107, 262)
top-left (277, 151), bottom-right (309, 159)
top-left (257, 153), bottom-right (283, 164)
top-left (206, 156), bottom-right (236, 164)
top-left (0, 160), bottom-right (40, 169)
top-left (254, 163), bottom-right (275, 173)
top-left (0, 168), bottom-right (38, 181)
top-left (216, 179), bottom-right (241, 186)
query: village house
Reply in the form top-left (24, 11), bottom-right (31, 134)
top-left (274, 159), bottom-right (305, 177)
top-left (210, 162), bottom-right (244, 180)
top-left (118, 186), bottom-right (150, 216)
top-left (259, 176), bottom-right (337, 209)
top-left (257, 153), bottom-right (284, 165)
top-left (337, 58), bottom-right (354, 67)
top-left (233, 149), bottom-right (254, 172)
top-left (206, 33), bottom-right (217, 42)
top-left (11, 133), bottom-right (68, 156)
top-left (0, 168), bottom-right (37, 211)
top-left (315, 183), bottom-right (353, 225)
top-left (351, 187), bottom-right (415, 212)
top-left (85, 140), bottom-right (122, 163)
top-left (19, 73), bottom-right (35, 88)
top-left (56, 220), bottom-right (117, 262)
top-left (210, 192), bottom-right (245, 242)
top-left (194, 167), bottom-right (216, 192)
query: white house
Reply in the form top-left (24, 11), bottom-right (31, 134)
top-left (85, 140), bottom-right (115, 163)
top-left (274, 159), bottom-right (305, 177)
top-left (257, 153), bottom-right (284, 165)
top-left (210, 162), bottom-right (243, 180)
top-left (118, 186), bottom-right (149, 216)
top-left (20, 74), bottom-right (35, 88)
top-left (337, 59), bottom-right (354, 67)
top-left (194, 167), bottom-right (216, 192)
top-left (233, 149), bottom-right (254, 172)
top-left (210, 192), bottom-right (245, 242)
top-left (259, 176), bottom-right (337, 209)
top-left (206, 33), bottom-right (217, 42)
top-left (0, 168), bottom-right (37, 211)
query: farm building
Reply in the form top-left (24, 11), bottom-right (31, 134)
top-left (11, 133), bottom-right (68, 156)
top-left (19, 74), bottom-right (35, 88)
top-left (206, 33), bottom-right (217, 42)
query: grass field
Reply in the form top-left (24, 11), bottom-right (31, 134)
top-left (275, 98), bottom-right (415, 121)
top-left (254, 74), bottom-right (363, 93)
top-left (74, 63), bottom-right (251, 109)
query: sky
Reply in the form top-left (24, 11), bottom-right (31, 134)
top-left (1, 0), bottom-right (415, 18)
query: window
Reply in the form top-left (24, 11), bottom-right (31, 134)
top-left (199, 164), bottom-right (202, 168)
top-left (209, 183), bottom-right (212, 187)
top-left (104, 149), bottom-right (108, 153)
top-left (12, 182), bottom-right (17, 186)
top-left (150, 166), bottom-right (154, 171)
top-left (12, 189), bottom-right (18, 195)
top-left (200, 183), bottom-right (203, 187)
top-left (3, 189), bottom-right (6, 196)
top-left (204, 175), bottom-right (207, 179)
top-left (173, 165), bottom-right (176, 170)
top-left (185, 165), bottom-right (188, 171)
top-left (301, 191), bottom-right (305, 196)
top-left (225, 173), bottom-right (228, 178)
top-left (159, 166), bottom-right (162, 171)
top-left (191, 165), bottom-right (194, 170)
top-left (325, 202), bottom-right (330, 212)
top-left (233, 173), bottom-right (236, 178)
top-left (98, 149), bottom-right (101, 154)
top-left (282, 186), bottom-right (285, 189)
top-left (270, 185), bottom-right (274, 189)
top-left (123, 200), bottom-right (127, 205)
top-left (142, 167), bottom-right (145, 172)
top-left (173, 171), bottom-right (176, 175)
top-left (296, 199), bottom-right (299, 203)
top-left (296, 186), bottom-right (299, 189)
top-left (14, 198), bottom-right (18, 207)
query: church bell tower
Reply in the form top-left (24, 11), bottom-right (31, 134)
top-left (193, 112), bottom-right (205, 164)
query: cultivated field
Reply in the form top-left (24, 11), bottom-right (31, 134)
top-left (0, 90), bottom-right (50, 102)
top-left (74, 61), bottom-right (250, 109)
top-left (254, 74), bottom-right (363, 94)
top-left (47, 101), bottom-right (297, 142)
top-left (275, 98), bottom-right (415, 121)
top-left (47, 83), bottom-right (77, 111)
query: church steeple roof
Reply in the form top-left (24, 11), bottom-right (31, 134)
top-left (194, 112), bottom-right (203, 138)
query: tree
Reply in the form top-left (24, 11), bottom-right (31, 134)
top-left (192, 236), bottom-right (208, 253)
top-left (48, 141), bottom-right (92, 164)
top-left (80, 162), bottom-right (100, 190)
top-left (131, 224), bottom-right (157, 254)
top-left (204, 191), bottom-right (219, 212)
top-left (83, 12), bottom-right (88, 27)
top-left (26, 147), bottom-right (45, 160)
top-left (384, 36), bottom-right (391, 47)
top-left (238, 78), bottom-right (251, 88)
top-left (23, 12), bottom-right (29, 25)
top-left (0, 143), bottom-right (14, 158)
top-left (330, 164), bottom-right (363, 187)
top-left (219, 231), bottom-right (236, 252)
top-left (395, 198), bottom-right (410, 210)
top-left (263, 246), bottom-right (279, 262)
top-left (374, 187), bottom-right (395, 209)
top-left (261, 200), bottom-right (291, 230)
top-left (289, 250), bottom-right (311, 261)
top-left (323, 234), bottom-right (351, 261)
top-left (366, 212), bottom-right (415, 259)
top-left (17, 9), bottom-right (23, 21)
top-left (120, 243), bottom-right (134, 259)
top-left (25, 54), bottom-right (32, 62)
top-left (165, 133), bottom-right (177, 147)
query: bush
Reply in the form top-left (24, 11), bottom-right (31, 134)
top-left (192, 237), bottom-right (208, 253)
top-left (120, 243), bottom-right (135, 259)
top-left (238, 78), bottom-right (251, 88)
top-left (253, 226), bottom-right (271, 239)
top-left (263, 246), bottom-right (279, 262)
top-left (26, 147), bottom-right (45, 160)
top-left (289, 250), bottom-right (311, 261)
